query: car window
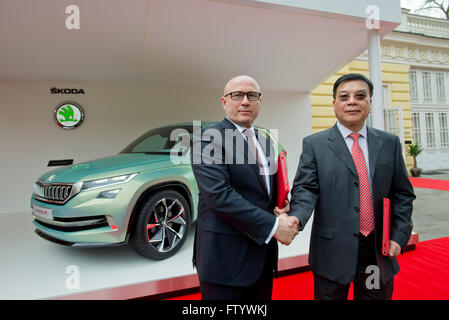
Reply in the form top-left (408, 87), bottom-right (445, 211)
top-left (121, 125), bottom-right (193, 154)
top-left (132, 134), bottom-right (168, 152)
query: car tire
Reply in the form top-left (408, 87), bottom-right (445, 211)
top-left (130, 190), bottom-right (190, 260)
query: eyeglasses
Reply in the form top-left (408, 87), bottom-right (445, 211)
top-left (224, 91), bottom-right (261, 101)
top-left (336, 91), bottom-right (369, 102)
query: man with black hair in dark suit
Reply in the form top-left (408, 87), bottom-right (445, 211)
top-left (283, 73), bottom-right (415, 300)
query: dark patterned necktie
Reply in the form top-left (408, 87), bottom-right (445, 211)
top-left (243, 129), bottom-right (268, 192)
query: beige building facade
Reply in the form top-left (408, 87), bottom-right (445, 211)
top-left (311, 8), bottom-right (449, 171)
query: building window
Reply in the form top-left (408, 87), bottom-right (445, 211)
top-left (436, 72), bottom-right (446, 104)
top-left (412, 112), bottom-right (421, 146)
top-left (385, 109), bottom-right (399, 137)
top-left (411, 69), bottom-right (449, 105)
top-left (366, 113), bottom-right (373, 127)
top-left (410, 70), bottom-right (418, 103)
top-left (412, 111), bottom-right (449, 151)
top-left (439, 112), bottom-right (449, 148)
top-left (382, 84), bottom-right (391, 108)
top-left (425, 112), bottom-right (436, 148)
top-left (422, 71), bottom-right (433, 103)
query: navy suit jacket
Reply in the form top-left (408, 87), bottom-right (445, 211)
top-left (191, 118), bottom-right (278, 286)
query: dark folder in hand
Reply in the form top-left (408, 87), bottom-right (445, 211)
top-left (276, 151), bottom-right (290, 209)
top-left (382, 198), bottom-right (391, 256)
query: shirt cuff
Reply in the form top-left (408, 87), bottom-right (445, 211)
top-left (265, 217), bottom-right (279, 244)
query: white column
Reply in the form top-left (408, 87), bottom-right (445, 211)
top-left (367, 29), bottom-right (384, 131)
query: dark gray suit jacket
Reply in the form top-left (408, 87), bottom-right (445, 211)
top-left (290, 123), bottom-right (415, 285)
top-left (191, 118), bottom-right (278, 287)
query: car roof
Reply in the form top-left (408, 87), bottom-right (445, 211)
top-left (159, 121), bottom-right (218, 128)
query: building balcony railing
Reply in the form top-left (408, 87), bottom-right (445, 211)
top-left (396, 8), bottom-right (449, 39)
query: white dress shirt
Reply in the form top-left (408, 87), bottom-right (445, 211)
top-left (336, 121), bottom-right (372, 189)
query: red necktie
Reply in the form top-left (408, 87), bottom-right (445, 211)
top-left (349, 132), bottom-right (374, 237)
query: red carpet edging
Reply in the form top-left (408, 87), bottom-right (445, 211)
top-left (169, 237), bottom-right (449, 300)
top-left (409, 177), bottom-right (449, 191)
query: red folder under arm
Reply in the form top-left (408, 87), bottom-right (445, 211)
top-left (276, 151), bottom-right (290, 209)
top-left (382, 198), bottom-right (391, 256)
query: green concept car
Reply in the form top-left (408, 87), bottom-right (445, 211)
top-left (31, 121), bottom-right (282, 260)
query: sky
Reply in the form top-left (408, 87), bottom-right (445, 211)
top-left (400, 0), bottom-right (447, 18)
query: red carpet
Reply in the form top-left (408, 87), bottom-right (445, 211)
top-left (409, 177), bottom-right (449, 191)
top-left (168, 237), bottom-right (449, 300)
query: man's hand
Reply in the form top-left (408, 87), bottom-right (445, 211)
top-left (274, 213), bottom-right (299, 245)
top-left (388, 240), bottom-right (401, 257)
top-left (274, 200), bottom-right (290, 217)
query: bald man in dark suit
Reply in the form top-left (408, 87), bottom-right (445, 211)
top-left (191, 75), bottom-right (299, 300)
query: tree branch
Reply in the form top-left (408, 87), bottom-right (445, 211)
top-left (416, 0), bottom-right (449, 20)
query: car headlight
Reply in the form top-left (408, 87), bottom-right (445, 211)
top-left (97, 189), bottom-right (121, 199)
top-left (81, 173), bottom-right (138, 191)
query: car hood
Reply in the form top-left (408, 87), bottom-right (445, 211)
top-left (37, 153), bottom-right (174, 183)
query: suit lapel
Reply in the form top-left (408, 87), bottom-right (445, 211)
top-left (222, 118), bottom-right (270, 198)
top-left (367, 127), bottom-right (383, 179)
top-left (326, 124), bottom-right (358, 178)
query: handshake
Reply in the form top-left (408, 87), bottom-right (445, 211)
top-left (273, 201), bottom-right (300, 246)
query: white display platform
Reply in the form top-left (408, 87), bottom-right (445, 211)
top-left (0, 211), bottom-right (311, 300)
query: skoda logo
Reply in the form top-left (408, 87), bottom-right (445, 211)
top-left (54, 102), bottom-right (84, 129)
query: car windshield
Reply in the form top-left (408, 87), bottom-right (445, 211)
top-left (120, 125), bottom-right (193, 154)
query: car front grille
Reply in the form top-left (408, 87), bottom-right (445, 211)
top-left (34, 181), bottom-right (80, 204)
